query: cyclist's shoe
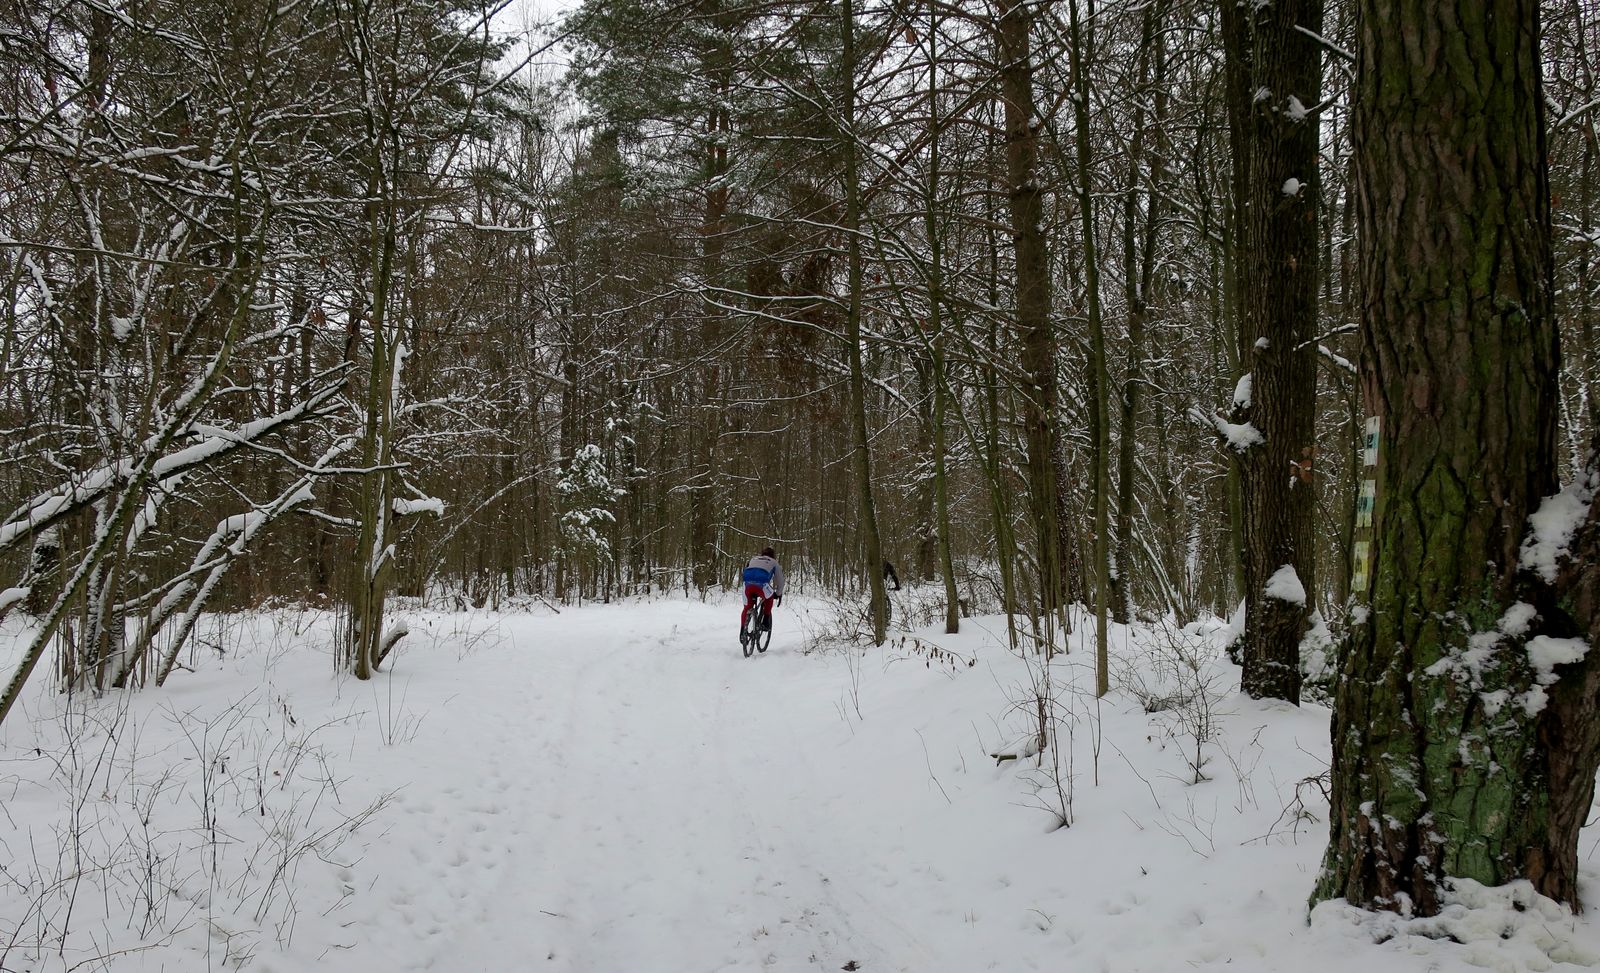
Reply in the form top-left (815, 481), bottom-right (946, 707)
top-left (739, 626), bottom-right (748, 646)
top-left (762, 615), bottom-right (772, 632)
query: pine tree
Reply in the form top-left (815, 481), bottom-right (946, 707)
top-left (1315, 0), bottom-right (1600, 914)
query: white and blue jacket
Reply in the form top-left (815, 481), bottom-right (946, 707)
top-left (740, 554), bottom-right (785, 596)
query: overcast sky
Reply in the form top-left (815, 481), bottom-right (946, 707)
top-left (493, 0), bottom-right (581, 73)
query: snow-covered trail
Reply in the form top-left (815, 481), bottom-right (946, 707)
top-left (354, 601), bottom-right (935, 973)
top-left (13, 597), bottom-right (1599, 973)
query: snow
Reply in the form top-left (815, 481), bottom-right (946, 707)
top-left (1264, 564), bottom-right (1307, 605)
top-left (0, 586), bottom-right (28, 615)
top-left (1192, 406), bottom-right (1263, 452)
top-left (1427, 603), bottom-right (1551, 691)
top-left (1312, 879), bottom-right (1600, 971)
top-left (1425, 604), bottom-right (1589, 715)
top-left (1300, 609), bottom-right (1334, 684)
top-left (392, 496), bottom-right (445, 516)
top-left (1283, 177), bottom-right (1304, 196)
top-left (1500, 601), bottom-right (1539, 638)
top-left (1223, 420), bottom-right (1265, 450)
top-left (6, 598), bottom-right (1600, 972)
top-left (0, 390), bottom-right (341, 557)
top-left (1523, 472), bottom-right (1597, 582)
top-left (1221, 597), bottom-right (1247, 647)
top-left (1527, 635), bottom-right (1590, 684)
top-left (1285, 95), bottom-right (1310, 121)
top-left (1233, 373), bottom-right (1253, 410)
top-left (1319, 344), bottom-right (1357, 374)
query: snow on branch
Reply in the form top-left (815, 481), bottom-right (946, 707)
top-left (1318, 345), bottom-right (1356, 374)
top-left (0, 380), bottom-right (342, 558)
top-left (392, 496), bottom-right (445, 517)
top-left (1191, 406), bottom-right (1264, 452)
top-left (145, 440), bottom-right (355, 687)
top-left (0, 586), bottom-right (29, 624)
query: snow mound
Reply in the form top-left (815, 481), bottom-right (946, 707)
top-left (1500, 602), bottom-right (1539, 638)
top-left (1221, 419), bottom-right (1264, 451)
top-left (1264, 564), bottom-right (1307, 605)
top-left (1312, 879), bottom-right (1600, 972)
top-left (989, 734), bottom-right (1042, 763)
top-left (1233, 373), bottom-right (1254, 410)
top-left (1528, 635), bottom-right (1590, 684)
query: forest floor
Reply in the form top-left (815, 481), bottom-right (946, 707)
top-left (4, 592), bottom-right (1600, 972)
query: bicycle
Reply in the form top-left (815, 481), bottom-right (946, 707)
top-left (740, 592), bottom-right (772, 657)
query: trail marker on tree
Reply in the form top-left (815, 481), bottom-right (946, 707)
top-left (1352, 417), bottom-right (1378, 596)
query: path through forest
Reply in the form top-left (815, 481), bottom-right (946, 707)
top-left (360, 601), bottom-right (942, 973)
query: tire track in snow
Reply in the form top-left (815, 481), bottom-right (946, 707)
top-left (528, 615), bottom-right (762, 971)
top-left (380, 606), bottom-right (943, 972)
top-left (708, 642), bottom-right (945, 973)
top-left (382, 619), bottom-right (609, 972)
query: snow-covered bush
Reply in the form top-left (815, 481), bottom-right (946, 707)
top-left (1299, 608), bottom-right (1339, 704)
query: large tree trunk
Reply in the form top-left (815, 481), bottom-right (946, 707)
top-left (1220, 0), bottom-right (1322, 704)
top-left (1314, 0), bottom-right (1600, 914)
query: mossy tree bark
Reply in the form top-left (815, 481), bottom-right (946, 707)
top-left (1219, 0), bottom-right (1323, 704)
top-left (1314, 0), bottom-right (1600, 914)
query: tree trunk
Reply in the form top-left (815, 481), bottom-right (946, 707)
top-left (913, 363), bottom-right (939, 583)
top-left (1220, 0), bottom-right (1322, 704)
top-left (1314, 0), bottom-right (1600, 914)
top-left (692, 32), bottom-right (732, 594)
top-left (347, 207), bottom-right (399, 680)
top-left (1000, 0), bottom-right (1074, 623)
top-left (1064, 0), bottom-right (1112, 692)
top-left (923, 8), bottom-right (960, 635)
top-left (1111, 3), bottom-right (1167, 626)
top-left (842, 0), bottom-right (887, 644)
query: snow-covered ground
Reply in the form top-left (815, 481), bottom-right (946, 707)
top-left (4, 594), bottom-right (1600, 972)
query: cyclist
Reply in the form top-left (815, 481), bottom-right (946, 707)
top-left (740, 547), bottom-right (786, 641)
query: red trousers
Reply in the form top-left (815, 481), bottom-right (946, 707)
top-left (741, 584), bottom-right (775, 625)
